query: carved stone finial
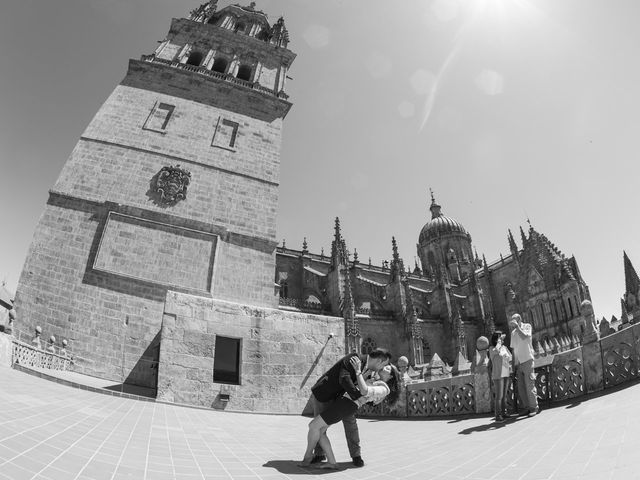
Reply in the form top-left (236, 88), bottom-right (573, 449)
top-left (189, 1), bottom-right (218, 23)
top-left (302, 237), bottom-right (308, 255)
top-left (282, 238), bottom-right (286, 248)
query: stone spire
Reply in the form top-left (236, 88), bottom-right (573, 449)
top-left (390, 236), bottom-right (405, 282)
top-left (429, 188), bottom-right (442, 219)
top-left (508, 229), bottom-right (519, 261)
top-left (330, 217), bottom-right (348, 270)
top-left (271, 16), bottom-right (290, 48)
top-left (520, 225), bottom-right (527, 246)
top-left (624, 251), bottom-right (640, 297)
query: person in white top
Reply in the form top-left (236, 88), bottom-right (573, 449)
top-left (489, 331), bottom-right (512, 422)
top-left (509, 313), bottom-right (539, 416)
top-left (299, 356), bottom-right (401, 470)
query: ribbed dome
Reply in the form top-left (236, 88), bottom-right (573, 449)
top-left (419, 215), bottom-right (468, 243)
top-left (418, 197), bottom-right (469, 244)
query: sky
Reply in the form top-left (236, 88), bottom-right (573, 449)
top-left (1, 0), bottom-right (639, 321)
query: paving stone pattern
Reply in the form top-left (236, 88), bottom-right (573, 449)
top-left (1, 368), bottom-right (640, 479)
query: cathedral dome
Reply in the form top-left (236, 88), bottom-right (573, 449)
top-left (418, 197), bottom-right (469, 244)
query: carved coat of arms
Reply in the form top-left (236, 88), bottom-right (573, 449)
top-left (155, 165), bottom-right (191, 204)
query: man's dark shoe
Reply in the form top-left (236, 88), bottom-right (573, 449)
top-left (352, 456), bottom-right (365, 468)
top-left (310, 455), bottom-right (326, 464)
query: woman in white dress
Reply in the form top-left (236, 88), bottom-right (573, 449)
top-left (299, 356), bottom-right (401, 469)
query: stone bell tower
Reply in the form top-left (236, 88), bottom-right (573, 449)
top-left (15, 1), bottom-right (296, 388)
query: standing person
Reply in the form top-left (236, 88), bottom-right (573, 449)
top-left (509, 313), bottom-right (539, 416)
top-left (300, 357), bottom-right (401, 470)
top-left (308, 348), bottom-right (391, 467)
top-left (489, 331), bottom-right (512, 422)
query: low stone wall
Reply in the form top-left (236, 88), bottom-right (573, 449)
top-left (10, 338), bottom-right (74, 371)
top-left (157, 291), bottom-right (345, 413)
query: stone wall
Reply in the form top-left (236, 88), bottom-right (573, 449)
top-left (157, 291), bottom-right (345, 413)
top-left (0, 333), bottom-right (11, 368)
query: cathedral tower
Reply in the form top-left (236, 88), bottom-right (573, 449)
top-left (417, 191), bottom-right (475, 284)
top-left (15, 1), bottom-right (296, 388)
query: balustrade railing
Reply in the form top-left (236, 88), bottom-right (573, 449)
top-left (11, 338), bottom-right (72, 371)
top-left (140, 55), bottom-right (289, 99)
top-left (278, 297), bottom-right (327, 313)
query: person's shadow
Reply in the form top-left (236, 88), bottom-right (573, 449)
top-left (263, 460), bottom-right (350, 474)
top-left (458, 415), bottom-right (522, 435)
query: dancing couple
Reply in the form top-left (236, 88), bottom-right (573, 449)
top-left (299, 349), bottom-right (401, 469)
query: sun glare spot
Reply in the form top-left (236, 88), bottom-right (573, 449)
top-left (475, 69), bottom-right (504, 96)
top-left (365, 51), bottom-right (392, 78)
top-left (398, 101), bottom-right (416, 119)
top-left (303, 25), bottom-right (330, 49)
top-left (410, 69), bottom-right (437, 96)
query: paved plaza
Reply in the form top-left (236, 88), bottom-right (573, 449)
top-left (1, 367), bottom-right (639, 480)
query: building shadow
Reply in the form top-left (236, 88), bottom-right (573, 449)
top-left (103, 383), bottom-right (156, 398)
top-left (263, 460), bottom-right (348, 474)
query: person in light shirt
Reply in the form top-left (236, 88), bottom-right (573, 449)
top-left (489, 331), bottom-right (512, 422)
top-left (509, 313), bottom-right (539, 416)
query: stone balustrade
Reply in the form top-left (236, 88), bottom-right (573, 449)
top-left (140, 55), bottom-right (289, 99)
top-left (11, 338), bottom-right (73, 371)
top-left (360, 323), bottom-right (640, 418)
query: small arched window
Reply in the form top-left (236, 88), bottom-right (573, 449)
top-left (236, 64), bottom-right (252, 81)
top-left (212, 57), bottom-right (228, 73)
top-left (234, 22), bottom-right (246, 33)
top-left (186, 51), bottom-right (204, 66)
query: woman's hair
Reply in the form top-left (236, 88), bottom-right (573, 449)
top-left (383, 365), bottom-right (402, 409)
top-left (490, 331), bottom-right (502, 347)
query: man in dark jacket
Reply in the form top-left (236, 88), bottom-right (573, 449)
top-left (309, 348), bottom-right (391, 467)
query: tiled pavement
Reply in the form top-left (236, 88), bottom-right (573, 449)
top-left (1, 367), bottom-right (639, 480)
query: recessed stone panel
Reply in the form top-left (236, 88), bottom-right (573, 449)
top-left (94, 212), bottom-right (216, 292)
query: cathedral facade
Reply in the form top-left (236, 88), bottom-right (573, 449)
top-left (276, 194), bottom-right (593, 365)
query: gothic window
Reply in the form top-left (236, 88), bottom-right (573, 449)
top-left (186, 50), bottom-right (204, 66)
top-left (539, 304), bottom-right (546, 327)
top-left (422, 338), bottom-right (431, 361)
top-left (236, 64), bottom-right (253, 81)
top-left (568, 297), bottom-right (574, 318)
top-left (213, 336), bottom-right (241, 385)
top-left (211, 117), bottom-right (239, 150)
top-left (361, 337), bottom-right (377, 355)
top-left (279, 280), bottom-right (288, 299)
top-left (212, 57), bottom-right (228, 73)
top-left (143, 102), bottom-right (174, 133)
top-left (234, 22), bottom-right (246, 33)
top-left (543, 302), bottom-right (553, 327)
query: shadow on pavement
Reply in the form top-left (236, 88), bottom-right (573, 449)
top-left (104, 383), bottom-right (156, 398)
top-left (458, 415), bottom-right (528, 435)
top-left (263, 460), bottom-right (350, 474)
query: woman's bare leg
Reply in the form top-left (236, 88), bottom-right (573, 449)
top-left (299, 416), bottom-right (328, 466)
top-left (317, 427), bottom-right (338, 468)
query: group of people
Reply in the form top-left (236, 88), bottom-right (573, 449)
top-left (489, 313), bottom-right (539, 422)
top-left (299, 348), bottom-right (401, 470)
top-left (299, 312), bottom-right (540, 469)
